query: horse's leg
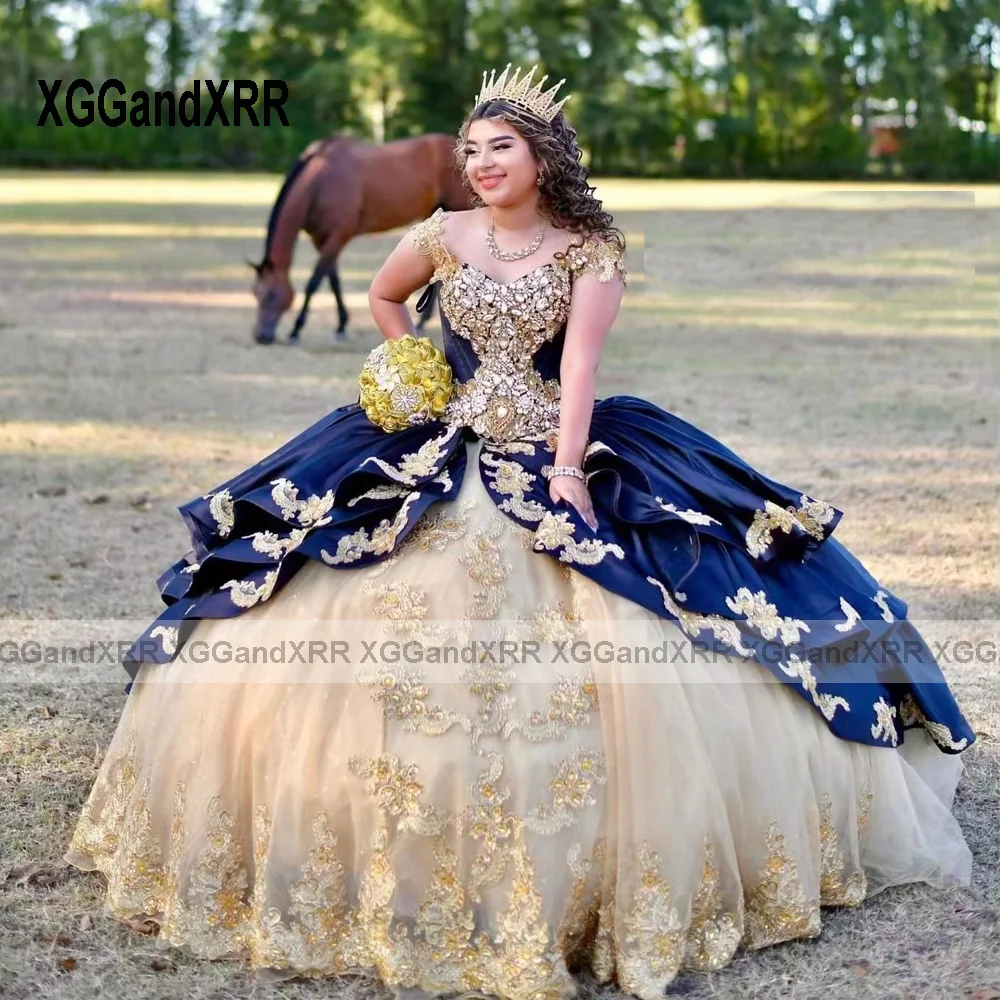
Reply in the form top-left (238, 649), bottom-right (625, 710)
top-left (287, 256), bottom-right (331, 343)
top-left (327, 265), bottom-right (349, 337)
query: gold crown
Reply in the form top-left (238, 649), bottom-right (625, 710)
top-left (474, 63), bottom-right (571, 122)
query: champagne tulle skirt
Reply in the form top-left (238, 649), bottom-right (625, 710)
top-left (66, 438), bottom-right (972, 1000)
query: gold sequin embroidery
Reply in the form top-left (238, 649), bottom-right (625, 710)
top-left (899, 693), bottom-right (969, 751)
top-left (207, 489), bottom-right (234, 537)
top-left (532, 511), bottom-right (626, 566)
top-left (440, 259), bottom-right (570, 442)
top-left (870, 696), bottom-right (899, 746)
top-left (745, 494), bottom-right (837, 559)
top-left (743, 823), bottom-right (821, 949)
top-left (683, 838), bottom-right (742, 971)
top-left (408, 209), bottom-right (626, 443)
top-left (817, 793), bottom-right (867, 907)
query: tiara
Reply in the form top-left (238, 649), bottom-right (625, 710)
top-left (474, 63), bottom-right (571, 123)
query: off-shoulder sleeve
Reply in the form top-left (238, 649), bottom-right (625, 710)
top-left (406, 207), bottom-right (461, 278)
top-left (408, 206), bottom-right (445, 259)
top-left (564, 234), bottom-right (628, 288)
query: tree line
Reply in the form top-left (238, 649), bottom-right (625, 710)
top-left (1, 0), bottom-right (997, 179)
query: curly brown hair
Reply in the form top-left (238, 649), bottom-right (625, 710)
top-left (452, 99), bottom-right (626, 262)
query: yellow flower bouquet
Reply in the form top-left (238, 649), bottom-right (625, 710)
top-left (358, 335), bottom-right (453, 432)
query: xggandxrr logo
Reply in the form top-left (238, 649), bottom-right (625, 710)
top-left (37, 79), bottom-right (290, 127)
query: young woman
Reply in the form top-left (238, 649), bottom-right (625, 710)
top-left (66, 64), bottom-right (974, 1000)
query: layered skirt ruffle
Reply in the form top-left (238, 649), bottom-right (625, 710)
top-left (67, 440), bottom-right (972, 1000)
top-left (122, 396), bottom-right (975, 756)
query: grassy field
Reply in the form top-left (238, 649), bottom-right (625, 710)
top-left (0, 173), bottom-right (998, 1000)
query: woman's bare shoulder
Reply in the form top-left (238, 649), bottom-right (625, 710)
top-left (438, 206), bottom-right (482, 239)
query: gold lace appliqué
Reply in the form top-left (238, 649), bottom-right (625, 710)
top-left (745, 495), bottom-right (837, 559)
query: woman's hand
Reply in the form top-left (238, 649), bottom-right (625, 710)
top-left (549, 475), bottom-right (599, 531)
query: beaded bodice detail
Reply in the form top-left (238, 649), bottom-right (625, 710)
top-left (409, 207), bottom-right (627, 443)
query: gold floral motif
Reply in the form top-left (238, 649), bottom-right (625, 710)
top-left (320, 492), bottom-right (421, 565)
top-left (817, 794), bottom-right (867, 907)
top-left (746, 500), bottom-right (799, 558)
top-left (349, 754), bottom-right (449, 837)
top-left (555, 841), bottom-right (599, 972)
top-left (873, 589), bottom-right (895, 622)
top-left (743, 823), bottom-right (820, 949)
top-left (149, 625), bottom-right (178, 655)
top-left (545, 672), bottom-right (599, 729)
top-left (359, 662), bottom-right (466, 737)
top-left (794, 494), bottom-right (837, 540)
top-left (522, 599), bottom-right (587, 646)
top-left (67, 732), bottom-right (142, 897)
top-left (369, 580), bottom-right (426, 624)
top-left (207, 488), bottom-right (234, 537)
top-left (251, 808), bottom-right (354, 974)
top-left (561, 236), bottom-right (629, 287)
top-left (361, 426), bottom-right (460, 485)
top-left (489, 440), bottom-right (538, 457)
top-left (682, 838), bottom-right (742, 972)
top-left (617, 843), bottom-right (686, 999)
top-left (343, 826), bottom-right (408, 976)
top-left (584, 838), bottom-right (617, 982)
top-left (532, 511), bottom-right (626, 566)
top-left (899, 693), bottom-right (969, 751)
top-left (646, 577), bottom-right (756, 657)
top-left (269, 478), bottom-right (336, 526)
top-left (408, 207), bottom-right (463, 280)
top-left (347, 483), bottom-right (413, 507)
top-left (870, 696), bottom-right (899, 746)
top-left (485, 828), bottom-right (567, 1000)
top-left (461, 518), bottom-right (512, 619)
top-left (105, 776), bottom-right (168, 917)
top-left (462, 661), bottom-right (517, 749)
top-left (366, 579), bottom-right (457, 644)
top-left (250, 526), bottom-right (309, 560)
top-left (655, 498), bottom-right (721, 526)
top-left (835, 596), bottom-right (862, 632)
top-left (479, 450), bottom-right (548, 522)
top-left (411, 838), bottom-right (478, 990)
top-left (778, 653), bottom-right (851, 721)
top-left (857, 785), bottom-right (874, 837)
top-left (462, 752), bottom-right (519, 898)
top-left (398, 498), bottom-right (476, 553)
top-left (725, 587), bottom-right (810, 645)
top-left (745, 494), bottom-right (836, 559)
top-left (221, 568), bottom-right (278, 608)
top-left (524, 749), bottom-right (607, 835)
top-left (165, 795), bottom-right (252, 958)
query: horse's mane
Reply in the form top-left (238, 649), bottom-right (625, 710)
top-left (257, 151), bottom-right (317, 267)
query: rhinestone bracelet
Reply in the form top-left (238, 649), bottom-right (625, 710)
top-left (541, 464), bottom-right (585, 482)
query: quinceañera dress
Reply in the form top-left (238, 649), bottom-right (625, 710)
top-left (67, 208), bottom-right (974, 1000)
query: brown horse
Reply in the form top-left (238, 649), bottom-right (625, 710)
top-left (249, 133), bottom-right (473, 344)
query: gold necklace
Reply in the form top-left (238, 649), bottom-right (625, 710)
top-left (486, 213), bottom-right (545, 261)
